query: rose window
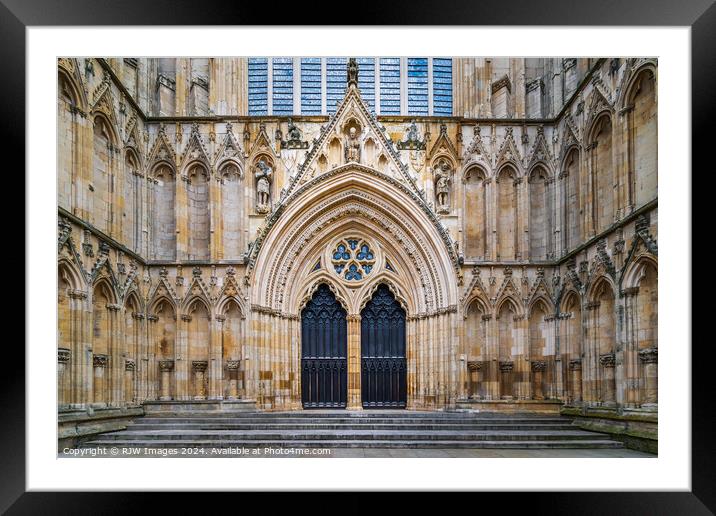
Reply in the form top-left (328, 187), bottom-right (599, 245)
top-left (331, 238), bottom-right (375, 281)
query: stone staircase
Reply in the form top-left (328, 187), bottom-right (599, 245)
top-left (81, 411), bottom-right (624, 449)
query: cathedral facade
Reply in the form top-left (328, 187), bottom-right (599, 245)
top-left (57, 57), bottom-right (657, 427)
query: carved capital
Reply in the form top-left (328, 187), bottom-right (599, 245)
top-left (131, 312), bottom-right (145, 320)
top-left (192, 360), bottom-right (208, 372)
top-left (146, 315), bottom-right (159, 322)
top-left (638, 347), bottom-right (658, 364)
top-left (215, 314), bottom-right (226, 322)
top-left (622, 286), bottom-right (639, 297)
top-left (106, 303), bottom-right (122, 312)
top-left (69, 289), bottom-right (88, 300)
top-left (569, 359), bottom-right (582, 371)
top-left (58, 348), bottom-right (71, 364)
top-left (226, 360), bottom-right (240, 370)
top-left (481, 314), bottom-right (493, 321)
top-left (499, 361), bottom-right (514, 372)
top-left (599, 353), bottom-right (616, 368)
top-left (158, 359), bottom-right (174, 372)
top-left (181, 314), bottom-right (192, 322)
top-left (467, 361), bottom-right (481, 372)
top-left (125, 359), bottom-right (136, 371)
top-left (93, 354), bottom-right (108, 368)
top-left (531, 360), bottom-right (547, 372)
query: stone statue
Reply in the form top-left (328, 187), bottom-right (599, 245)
top-left (287, 118), bottom-right (301, 142)
top-left (396, 119), bottom-right (426, 150)
top-left (345, 127), bottom-right (361, 163)
top-left (347, 58), bottom-right (359, 87)
top-left (434, 161), bottom-right (451, 212)
top-left (254, 159), bottom-right (273, 213)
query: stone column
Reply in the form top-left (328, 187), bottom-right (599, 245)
top-left (158, 359), bottom-right (174, 400)
top-left (146, 314), bottom-right (159, 400)
top-left (346, 314), bottom-right (362, 410)
top-left (92, 354), bottom-right (108, 406)
top-left (58, 348), bottom-right (71, 407)
top-left (68, 289), bottom-right (88, 408)
top-left (209, 314), bottom-right (224, 400)
top-left (639, 348), bottom-right (658, 407)
top-left (531, 360), bottom-right (546, 400)
top-left (124, 359), bottom-right (136, 404)
top-left (599, 352), bottom-right (616, 405)
top-left (569, 359), bottom-right (583, 403)
top-left (192, 361), bottom-right (208, 400)
top-left (226, 360), bottom-right (240, 399)
top-left (467, 361), bottom-right (481, 398)
top-left (499, 361), bottom-right (514, 399)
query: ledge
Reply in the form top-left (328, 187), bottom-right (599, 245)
top-left (455, 399), bottom-right (563, 414)
top-left (561, 405), bottom-right (658, 453)
top-left (58, 406), bottom-right (144, 451)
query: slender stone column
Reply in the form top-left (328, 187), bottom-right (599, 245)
top-left (531, 360), bottom-right (546, 400)
top-left (569, 359), bottom-right (583, 403)
top-left (92, 354), bottom-right (108, 406)
top-left (158, 359), bottom-right (174, 400)
top-left (499, 361), bottom-right (514, 399)
top-left (599, 352), bottom-right (616, 405)
top-left (209, 314), bottom-right (224, 400)
top-left (192, 361), bottom-right (208, 400)
top-left (467, 361), bottom-right (481, 398)
top-left (68, 289), bottom-right (87, 408)
top-left (131, 312), bottom-right (145, 402)
top-left (639, 348), bottom-right (658, 407)
top-left (124, 359), bottom-right (136, 404)
top-left (226, 360), bottom-right (240, 399)
top-left (58, 348), bottom-right (71, 407)
top-left (346, 314), bottom-right (362, 410)
top-left (177, 314), bottom-right (191, 400)
top-left (106, 303), bottom-right (122, 407)
top-left (146, 314), bottom-right (159, 400)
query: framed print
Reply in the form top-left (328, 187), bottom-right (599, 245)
top-left (9, 0), bottom-right (711, 511)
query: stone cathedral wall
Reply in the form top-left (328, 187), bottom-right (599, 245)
top-left (57, 57), bottom-right (658, 422)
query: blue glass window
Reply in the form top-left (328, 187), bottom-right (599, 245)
top-left (248, 58), bottom-right (268, 116)
top-left (379, 58), bottom-right (401, 115)
top-left (331, 239), bottom-right (376, 281)
top-left (272, 58), bottom-right (293, 115)
top-left (356, 57), bottom-right (376, 111)
top-left (300, 58), bottom-right (322, 115)
top-left (407, 57), bottom-right (429, 116)
top-left (326, 57), bottom-right (347, 114)
top-left (432, 58), bottom-right (453, 116)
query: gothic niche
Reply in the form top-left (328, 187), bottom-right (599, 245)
top-left (331, 238), bottom-right (376, 282)
top-left (397, 120), bottom-right (426, 151)
top-left (433, 158), bottom-right (453, 214)
top-left (253, 157), bottom-right (273, 214)
top-left (343, 119), bottom-right (362, 164)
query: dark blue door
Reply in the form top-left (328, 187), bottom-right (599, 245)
top-left (301, 284), bottom-right (347, 408)
top-left (361, 284), bottom-right (407, 408)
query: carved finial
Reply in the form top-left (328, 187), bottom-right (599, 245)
top-left (347, 58), bottom-right (359, 88)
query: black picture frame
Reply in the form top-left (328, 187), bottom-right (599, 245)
top-left (7, 0), bottom-right (711, 512)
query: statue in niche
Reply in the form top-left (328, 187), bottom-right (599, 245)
top-left (344, 127), bottom-right (361, 163)
top-left (347, 58), bottom-right (359, 87)
top-left (254, 159), bottom-right (273, 214)
top-left (434, 160), bottom-right (452, 213)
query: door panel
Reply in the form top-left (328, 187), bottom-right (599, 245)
top-left (301, 284), bottom-right (347, 408)
top-left (361, 284), bottom-right (407, 408)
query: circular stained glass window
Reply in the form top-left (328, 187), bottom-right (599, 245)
top-left (330, 238), bottom-right (375, 281)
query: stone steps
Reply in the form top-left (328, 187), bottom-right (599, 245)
top-left (84, 439), bottom-right (623, 449)
top-left (80, 411), bottom-right (624, 449)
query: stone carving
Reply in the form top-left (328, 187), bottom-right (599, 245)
top-left (638, 348), bottom-right (658, 364)
top-left (433, 159), bottom-right (452, 214)
top-left (467, 361), bottom-right (481, 372)
top-left (531, 361), bottom-right (547, 372)
top-left (281, 118), bottom-right (308, 150)
top-left (158, 360), bottom-right (174, 372)
top-left (93, 354), bottom-right (108, 368)
top-left (599, 353), bottom-right (616, 368)
top-left (344, 127), bottom-right (361, 163)
top-left (569, 359), bottom-right (582, 371)
top-left (192, 361), bottom-right (208, 372)
top-left (254, 159), bottom-right (273, 214)
top-left (58, 348), bottom-right (71, 364)
top-left (347, 57), bottom-right (359, 87)
top-left (499, 361), bottom-right (514, 372)
top-left (226, 360), bottom-right (241, 370)
top-left (397, 120), bottom-right (426, 151)
top-left (125, 359), bottom-right (136, 371)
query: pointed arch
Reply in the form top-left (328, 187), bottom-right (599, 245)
top-left (463, 164), bottom-right (489, 259)
top-left (218, 160), bottom-right (245, 260)
top-left (151, 162), bottom-right (177, 260)
top-left (561, 146), bottom-right (582, 252)
top-left (528, 164), bottom-right (553, 260)
top-left (91, 113), bottom-right (118, 233)
top-left (496, 164), bottom-right (518, 260)
top-left (186, 162), bottom-right (211, 260)
top-left (123, 147), bottom-right (142, 252)
top-left (589, 112), bottom-right (615, 233)
top-left (625, 66), bottom-right (657, 208)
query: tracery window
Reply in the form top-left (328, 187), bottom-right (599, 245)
top-left (331, 238), bottom-right (375, 281)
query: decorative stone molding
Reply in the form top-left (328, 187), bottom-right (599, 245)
top-left (69, 290), bottom-right (88, 300)
top-left (58, 348), bottom-right (71, 364)
top-left (146, 315), bottom-right (159, 322)
top-left (481, 314), bottom-right (493, 321)
top-left (531, 360), bottom-right (547, 372)
top-left (158, 360), bottom-right (174, 372)
top-left (93, 354), bottom-right (108, 368)
top-left (599, 353), bottom-right (616, 368)
top-left (226, 360), bottom-right (241, 370)
top-left (499, 361), bottom-right (514, 372)
top-left (622, 286), bottom-right (639, 297)
top-left (347, 314), bottom-right (362, 322)
top-left (181, 314), bottom-right (192, 322)
top-left (491, 75), bottom-right (512, 94)
top-left (585, 301), bottom-right (601, 310)
top-left (569, 359), bottom-right (582, 371)
top-left (467, 361), bottom-right (481, 372)
top-left (638, 348), bottom-right (658, 364)
top-left (215, 314), bottom-right (226, 322)
top-left (125, 359), bottom-right (136, 371)
top-left (131, 312), bottom-right (145, 320)
top-left (192, 361), bottom-right (208, 372)
top-left (106, 303), bottom-right (121, 312)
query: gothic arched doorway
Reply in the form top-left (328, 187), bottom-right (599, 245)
top-left (301, 284), bottom-right (347, 408)
top-left (361, 284), bottom-right (407, 408)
